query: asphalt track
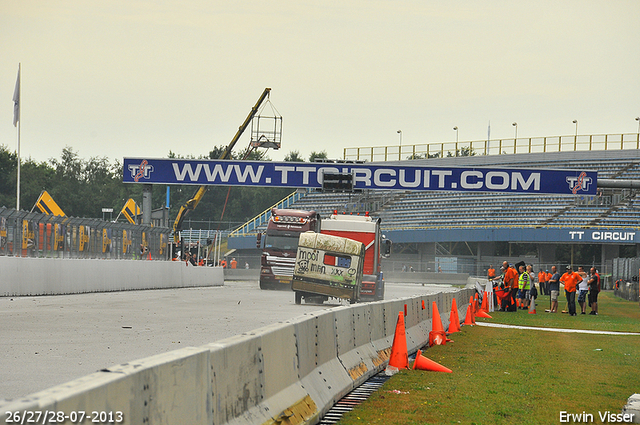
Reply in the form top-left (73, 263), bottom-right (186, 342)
top-left (0, 280), bottom-right (459, 400)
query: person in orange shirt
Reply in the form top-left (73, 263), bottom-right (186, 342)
top-left (488, 265), bottom-right (496, 280)
top-left (538, 269), bottom-right (547, 296)
top-left (230, 257), bottom-right (238, 269)
top-left (501, 261), bottom-right (519, 312)
top-left (560, 265), bottom-right (582, 316)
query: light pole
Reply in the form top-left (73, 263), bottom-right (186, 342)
top-left (397, 130), bottom-right (402, 146)
top-left (572, 120), bottom-right (578, 150)
top-left (453, 126), bottom-right (458, 143)
top-left (512, 122), bottom-right (518, 140)
top-left (572, 119), bottom-right (578, 136)
top-left (636, 117), bottom-right (640, 134)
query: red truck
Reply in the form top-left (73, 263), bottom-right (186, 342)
top-left (320, 211), bottom-right (390, 301)
top-left (258, 208), bottom-right (321, 290)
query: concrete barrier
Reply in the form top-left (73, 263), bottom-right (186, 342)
top-left (0, 288), bottom-right (474, 425)
top-left (384, 271), bottom-right (470, 285)
top-left (0, 257), bottom-right (224, 297)
top-left (223, 268), bottom-right (261, 281)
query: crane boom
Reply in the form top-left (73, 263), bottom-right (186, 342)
top-left (172, 88), bottom-right (272, 243)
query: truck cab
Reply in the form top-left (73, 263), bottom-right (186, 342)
top-left (258, 208), bottom-right (320, 290)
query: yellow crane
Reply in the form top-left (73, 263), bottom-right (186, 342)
top-left (172, 88), bottom-right (272, 243)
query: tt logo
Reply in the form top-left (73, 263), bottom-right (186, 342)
top-left (566, 172), bottom-right (592, 194)
top-left (128, 160), bottom-right (154, 182)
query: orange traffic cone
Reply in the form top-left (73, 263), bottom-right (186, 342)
top-left (385, 311), bottom-right (408, 375)
top-left (448, 298), bottom-right (461, 333)
top-left (528, 297), bottom-right (537, 314)
top-left (475, 294), bottom-right (492, 319)
top-left (412, 349), bottom-right (452, 373)
top-left (467, 296), bottom-right (476, 325)
top-left (475, 309), bottom-right (493, 319)
top-left (429, 302), bottom-right (450, 346)
top-left (463, 304), bottom-right (474, 326)
top-left (481, 291), bottom-right (489, 312)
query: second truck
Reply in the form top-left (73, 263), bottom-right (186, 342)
top-left (259, 209), bottom-right (390, 302)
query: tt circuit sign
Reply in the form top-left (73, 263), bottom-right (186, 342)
top-left (123, 158), bottom-right (597, 196)
top-left (569, 230), bottom-right (636, 242)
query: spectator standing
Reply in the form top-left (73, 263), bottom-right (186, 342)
top-left (588, 267), bottom-right (600, 315)
top-left (230, 257), bottom-right (238, 269)
top-left (527, 265), bottom-right (537, 303)
top-left (560, 266), bottom-right (581, 316)
top-left (503, 261), bottom-right (518, 312)
top-left (518, 264), bottom-right (531, 309)
top-left (547, 266), bottom-right (561, 313)
top-left (577, 266), bottom-right (589, 314)
top-left (488, 265), bottom-right (496, 280)
top-left (502, 261), bottom-right (518, 311)
top-left (538, 269), bottom-right (547, 295)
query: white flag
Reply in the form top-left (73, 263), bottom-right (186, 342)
top-left (13, 68), bottom-right (20, 127)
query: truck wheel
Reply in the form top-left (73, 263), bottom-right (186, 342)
top-left (295, 291), bottom-right (302, 305)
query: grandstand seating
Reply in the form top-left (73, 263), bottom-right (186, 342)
top-left (233, 150), bottom-right (640, 235)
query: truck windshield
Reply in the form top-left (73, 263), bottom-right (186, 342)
top-left (264, 234), bottom-right (299, 251)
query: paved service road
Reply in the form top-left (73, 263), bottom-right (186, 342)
top-left (0, 280), bottom-right (459, 400)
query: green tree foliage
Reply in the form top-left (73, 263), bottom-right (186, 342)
top-left (406, 152), bottom-right (441, 160)
top-left (0, 145), bottom-right (17, 208)
top-left (309, 150), bottom-right (328, 162)
top-left (446, 146), bottom-right (476, 157)
top-left (284, 150), bottom-right (305, 162)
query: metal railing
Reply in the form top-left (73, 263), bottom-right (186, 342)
top-left (344, 133), bottom-right (640, 162)
top-left (228, 190), bottom-right (306, 237)
top-left (0, 207), bottom-right (171, 260)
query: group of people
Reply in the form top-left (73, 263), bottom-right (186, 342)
top-left (489, 262), bottom-right (601, 315)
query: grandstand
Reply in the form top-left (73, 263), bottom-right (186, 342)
top-left (228, 148), bottom-right (640, 277)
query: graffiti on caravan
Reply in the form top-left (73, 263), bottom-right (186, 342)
top-left (122, 158), bottom-right (598, 195)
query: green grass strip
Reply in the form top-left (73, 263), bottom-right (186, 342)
top-left (338, 291), bottom-right (640, 425)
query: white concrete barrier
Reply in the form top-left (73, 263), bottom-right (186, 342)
top-left (0, 257), bottom-right (224, 296)
top-left (0, 288), bottom-right (474, 425)
top-left (1, 347), bottom-right (212, 425)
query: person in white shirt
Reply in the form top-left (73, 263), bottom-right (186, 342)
top-left (577, 266), bottom-right (589, 315)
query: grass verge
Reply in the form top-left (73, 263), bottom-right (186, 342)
top-left (337, 291), bottom-right (640, 425)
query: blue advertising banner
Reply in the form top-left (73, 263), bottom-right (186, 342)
top-left (122, 158), bottom-right (597, 195)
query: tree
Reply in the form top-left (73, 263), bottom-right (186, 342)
top-left (284, 150), bottom-right (305, 162)
top-left (309, 150), bottom-right (328, 162)
top-left (0, 145), bottom-right (17, 208)
top-left (406, 152), bottom-right (441, 160)
top-left (446, 147), bottom-right (476, 157)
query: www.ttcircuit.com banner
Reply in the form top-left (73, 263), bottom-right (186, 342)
top-left (123, 158), bottom-right (597, 195)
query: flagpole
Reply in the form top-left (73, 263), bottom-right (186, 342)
top-left (15, 63), bottom-right (21, 211)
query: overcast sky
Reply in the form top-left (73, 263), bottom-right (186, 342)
top-left (2, 1), bottom-right (639, 165)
